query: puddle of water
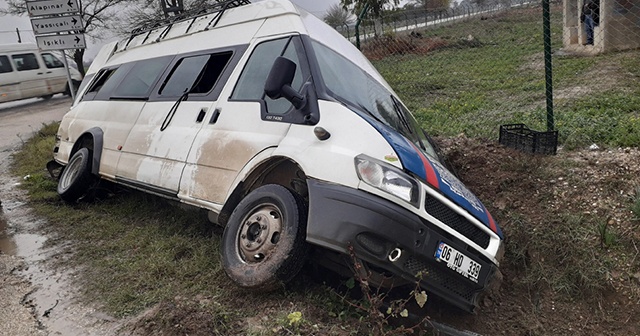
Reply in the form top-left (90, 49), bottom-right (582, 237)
top-left (2, 200), bottom-right (26, 210)
top-left (1, 200), bottom-right (39, 257)
top-left (0, 215), bottom-right (18, 255)
top-left (13, 234), bottom-right (46, 261)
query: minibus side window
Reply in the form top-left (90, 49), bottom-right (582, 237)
top-left (87, 69), bottom-right (117, 93)
top-left (93, 65), bottom-right (131, 100)
top-left (12, 53), bottom-right (40, 71)
top-left (41, 53), bottom-right (64, 69)
top-left (231, 37), bottom-right (304, 115)
top-left (0, 56), bottom-right (12, 73)
top-left (159, 52), bottom-right (232, 97)
top-left (111, 57), bottom-right (172, 98)
top-left (265, 41), bottom-right (303, 114)
top-left (231, 38), bottom-right (288, 101)
top-left (82, 66), bottom-right (128, 101)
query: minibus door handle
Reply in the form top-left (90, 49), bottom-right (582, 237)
top-left (209, 109), bottom-right (221, 124)
top-left (37, 72), bottom-right (44, 75)
top-left (196, 108), bottom-right (206, 123)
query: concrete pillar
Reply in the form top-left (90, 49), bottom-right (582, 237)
top-left (563, 0), bottom-right (580, 46)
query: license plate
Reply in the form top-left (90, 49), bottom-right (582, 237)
top-left (435, 242), bottom-right (481, 283)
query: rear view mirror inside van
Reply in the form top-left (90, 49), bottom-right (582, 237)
top-left (264, 56), bottom-right (306, 109)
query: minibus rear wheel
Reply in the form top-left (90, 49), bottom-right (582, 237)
top-left (57, 148), bottom-right (96, 203)
top-left (221, 184), bottom-right (307, 291)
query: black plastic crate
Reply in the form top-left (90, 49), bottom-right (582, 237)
top-left (499, 124), bottom-right (558, 155)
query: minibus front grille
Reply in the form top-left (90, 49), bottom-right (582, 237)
top-left (424, 194), bottom-right (490, 249)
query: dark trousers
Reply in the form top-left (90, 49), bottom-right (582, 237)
top-left (585, 14), bottom-right (595, 45)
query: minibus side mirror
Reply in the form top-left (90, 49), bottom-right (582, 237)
top-left (264, 56), bottom-right (306, 110)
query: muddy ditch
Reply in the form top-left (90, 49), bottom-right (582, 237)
top-left (0, 96), bottom-right (122, 335)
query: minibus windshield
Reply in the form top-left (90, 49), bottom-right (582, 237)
top-left (311, 40), bottom-right (438, 161)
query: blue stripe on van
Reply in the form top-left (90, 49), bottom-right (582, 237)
top-left (363, 118), bottom-right (504, 239)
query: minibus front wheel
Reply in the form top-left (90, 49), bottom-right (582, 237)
top-left (57, 148), bottom-right (97, 203)
top-left (221, 184), bottom-right (307, 291)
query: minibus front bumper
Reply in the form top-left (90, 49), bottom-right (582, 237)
top-left (306, 179), bottom-right (499, 313)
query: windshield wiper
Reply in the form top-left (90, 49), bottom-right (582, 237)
top-left (390, 96), bottom-right (430, 151)
top-left (161, 88), bottom-right (189, 131)
top-left (391, 95), bottom-right (413, 135)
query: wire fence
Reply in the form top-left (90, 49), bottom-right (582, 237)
top-left (345, 0), bottom-right (640, 152)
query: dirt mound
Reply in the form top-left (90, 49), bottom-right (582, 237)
top-left (436, 136), bottom-right (640, 335)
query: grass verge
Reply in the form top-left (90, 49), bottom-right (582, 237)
top-left (370, 6), bottom-right (640, 149)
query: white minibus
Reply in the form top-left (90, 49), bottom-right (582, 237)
top-left (49, 0), bottom-right (503, 312)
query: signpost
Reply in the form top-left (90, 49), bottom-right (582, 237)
top-left (27, 0), bottom-right (85, 101)
top-left (36, 33), bottom-right (86, 50)
top-left (26, 0), bottom-right (80, 17)
top-left (31, 15), bottom-right (83, 35)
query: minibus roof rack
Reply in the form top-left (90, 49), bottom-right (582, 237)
top-left (123, 0), bottom-right (251, 50)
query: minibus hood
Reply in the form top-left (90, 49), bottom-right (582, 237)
top-left (377, 125), bottom-right (504, 239)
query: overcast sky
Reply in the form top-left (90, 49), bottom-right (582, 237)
top-left (0, 0), bottom-right (340, 58)
top-left (288, 0), bottom-right (340, 16)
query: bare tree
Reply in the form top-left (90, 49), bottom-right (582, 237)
top-left (1, 0), bottom-right (132, 75)
top-left (323, 3), bottom-right (353, 28)
top-left (118, 0), bottom-right (225, 35)
top-left (340, 0), bottom-right (401, 17)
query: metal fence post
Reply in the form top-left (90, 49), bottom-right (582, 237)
top-left (543, 0), bottom-right (554, 131)
top-left (355, 4), bottom-right (370, 50)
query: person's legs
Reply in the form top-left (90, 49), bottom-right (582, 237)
top-left (585, 14), bottom-right (594, 45)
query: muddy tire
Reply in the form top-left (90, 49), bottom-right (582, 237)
top-left (221, 184), bottom-right (307, 291)
top-left (41, 94), bottom-right (53, 100)
top-left (57, 148), bottom-right (96, 203)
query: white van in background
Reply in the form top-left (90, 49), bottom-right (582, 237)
top-left (0, 43), bottom-right (83, 103)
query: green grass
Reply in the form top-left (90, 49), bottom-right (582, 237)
top-left (557, 92), bottom-right (640, 148)
top-left (505, 211), bottom-right (613, 296)
top-left (370, 7), bottom-right (640, 148)
top-left (12, 123), bottom-right (60, 201)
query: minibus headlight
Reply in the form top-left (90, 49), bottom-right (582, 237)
top-left (355, 155), bottom-right (420, 206)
